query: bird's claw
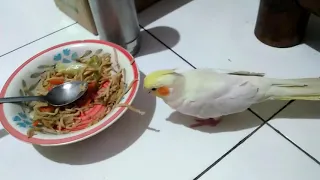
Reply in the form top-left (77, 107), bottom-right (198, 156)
top-left (190, 118), bottom-right (221, 128)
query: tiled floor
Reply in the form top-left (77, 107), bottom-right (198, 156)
top-left (199, 125), bottom-right (320, 180)
top-left (0, 0), bottom-right (75, 56)
top-left (1, 0), bottom-right (320, 179)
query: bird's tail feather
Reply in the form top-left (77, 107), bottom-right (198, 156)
top-left (267, 78), bottom-right (320, 100)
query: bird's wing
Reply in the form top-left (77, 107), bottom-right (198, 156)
top-left (175, 68), bottom-right (265, 77)
top-left (213, 68), bottom-right (265, 77)
top-left (177, 70), bottom-right (260, 118)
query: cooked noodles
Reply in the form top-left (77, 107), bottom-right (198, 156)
top-left (26, 49), bottom-right (144, 138)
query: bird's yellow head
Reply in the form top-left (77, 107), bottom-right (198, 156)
top-left (144, 69), bottom-right (178, 98)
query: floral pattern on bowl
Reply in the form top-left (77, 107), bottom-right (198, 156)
top-left (12, 112), bottom-right (32, 128)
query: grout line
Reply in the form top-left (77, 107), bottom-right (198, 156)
top-left (267, 100), bottom-right (295, 121)
top-left (140, 23), bottom-right (319, 176)
top-left (249, 100), bottom-right (295, 122)
top-left (140, 23), bottom-right (292, 123)
top-left (140, 25), bottom-right (273, 179)
top-left (266, 123), bottom-right (320, 165)
top-left (139, 25), bottom-right (197, 69)
top-left (142, 22), bottom-right (320, 176)
top-left (193, 122), bottom-right (266, 180)
top-left (0, 23), bottom-right (78, 58)
top-left (248, 108), bottom-right (266, 122)
top-left (265, 100), bottom-right (320, 165)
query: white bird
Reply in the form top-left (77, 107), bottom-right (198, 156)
top-left (143, 68), bottom-right (320, 127)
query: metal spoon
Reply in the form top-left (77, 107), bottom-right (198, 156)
top-left (0, 81), bottom-right (88, 106)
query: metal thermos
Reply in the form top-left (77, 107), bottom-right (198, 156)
top-left (88, 0), bottom-right (141, 56)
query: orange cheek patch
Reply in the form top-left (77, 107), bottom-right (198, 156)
top-left (157, 86), bottom-right (170, 96)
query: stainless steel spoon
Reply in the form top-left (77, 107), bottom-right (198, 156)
top-left (0, 81), bottom-right (88, 106)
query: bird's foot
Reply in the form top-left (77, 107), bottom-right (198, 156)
top-left (190, 118), bottom-right (221, 128)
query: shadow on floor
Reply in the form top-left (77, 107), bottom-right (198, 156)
top-left (139, 0), bottom-right (194, 26)
top-left (249, 100), bottom-right (290, 120)
top-left (304, 14), bottom-right (320, 52)
top-left (33, 72), bottom-right (157, 165)
top-left (136, 26), bottom-right (180, 57)
top-left (166, 110), bottom-right (262, 133)
top-left (0, 129), bottom-right (8, 139)
top-left (269, 100), bottom-right (320, 120)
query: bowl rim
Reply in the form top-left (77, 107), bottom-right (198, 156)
top-left (0, 39), bottom-right (139, 145)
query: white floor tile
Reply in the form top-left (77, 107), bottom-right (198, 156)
top-left (269, 100), bottom-right (320, 162)
top-left (200, 125), bottom-right (320, 180)
top-left (0, 24), bottom-right (95, 89)
top-left (0, 0), bottom-right (75, 55)
top-left (139, 0), bottom-right (320, 119)
top-left (0, 24), bottom-right (263, 180)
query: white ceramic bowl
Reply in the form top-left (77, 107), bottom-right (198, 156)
top-left (0, 40), bottom-right (140, 146)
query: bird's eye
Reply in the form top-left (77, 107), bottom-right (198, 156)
top-left (151, 88), bottom-right (156, 91)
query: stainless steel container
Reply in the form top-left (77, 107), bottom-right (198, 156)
top-left (88, 0), bottom-right (141, 56)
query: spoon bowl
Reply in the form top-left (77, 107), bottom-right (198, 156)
top-left (0, 81), bottom-right (88, 106)
top-left (46, 81), bottom-right (88, 106)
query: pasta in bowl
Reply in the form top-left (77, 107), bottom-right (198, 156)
top-left (0, 40), bottom-right (143, 146)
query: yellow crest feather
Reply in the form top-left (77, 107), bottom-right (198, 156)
top-left (144, 69), bottom-right (176, 89)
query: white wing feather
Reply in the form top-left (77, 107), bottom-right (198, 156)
top-left (173, 69), bottom-right (261, 118)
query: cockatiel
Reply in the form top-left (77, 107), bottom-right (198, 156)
top-left (143, 68), bottom-right (320, 127)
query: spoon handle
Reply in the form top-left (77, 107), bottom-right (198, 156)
top-left (0, 96), bottom-right (45, 104)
